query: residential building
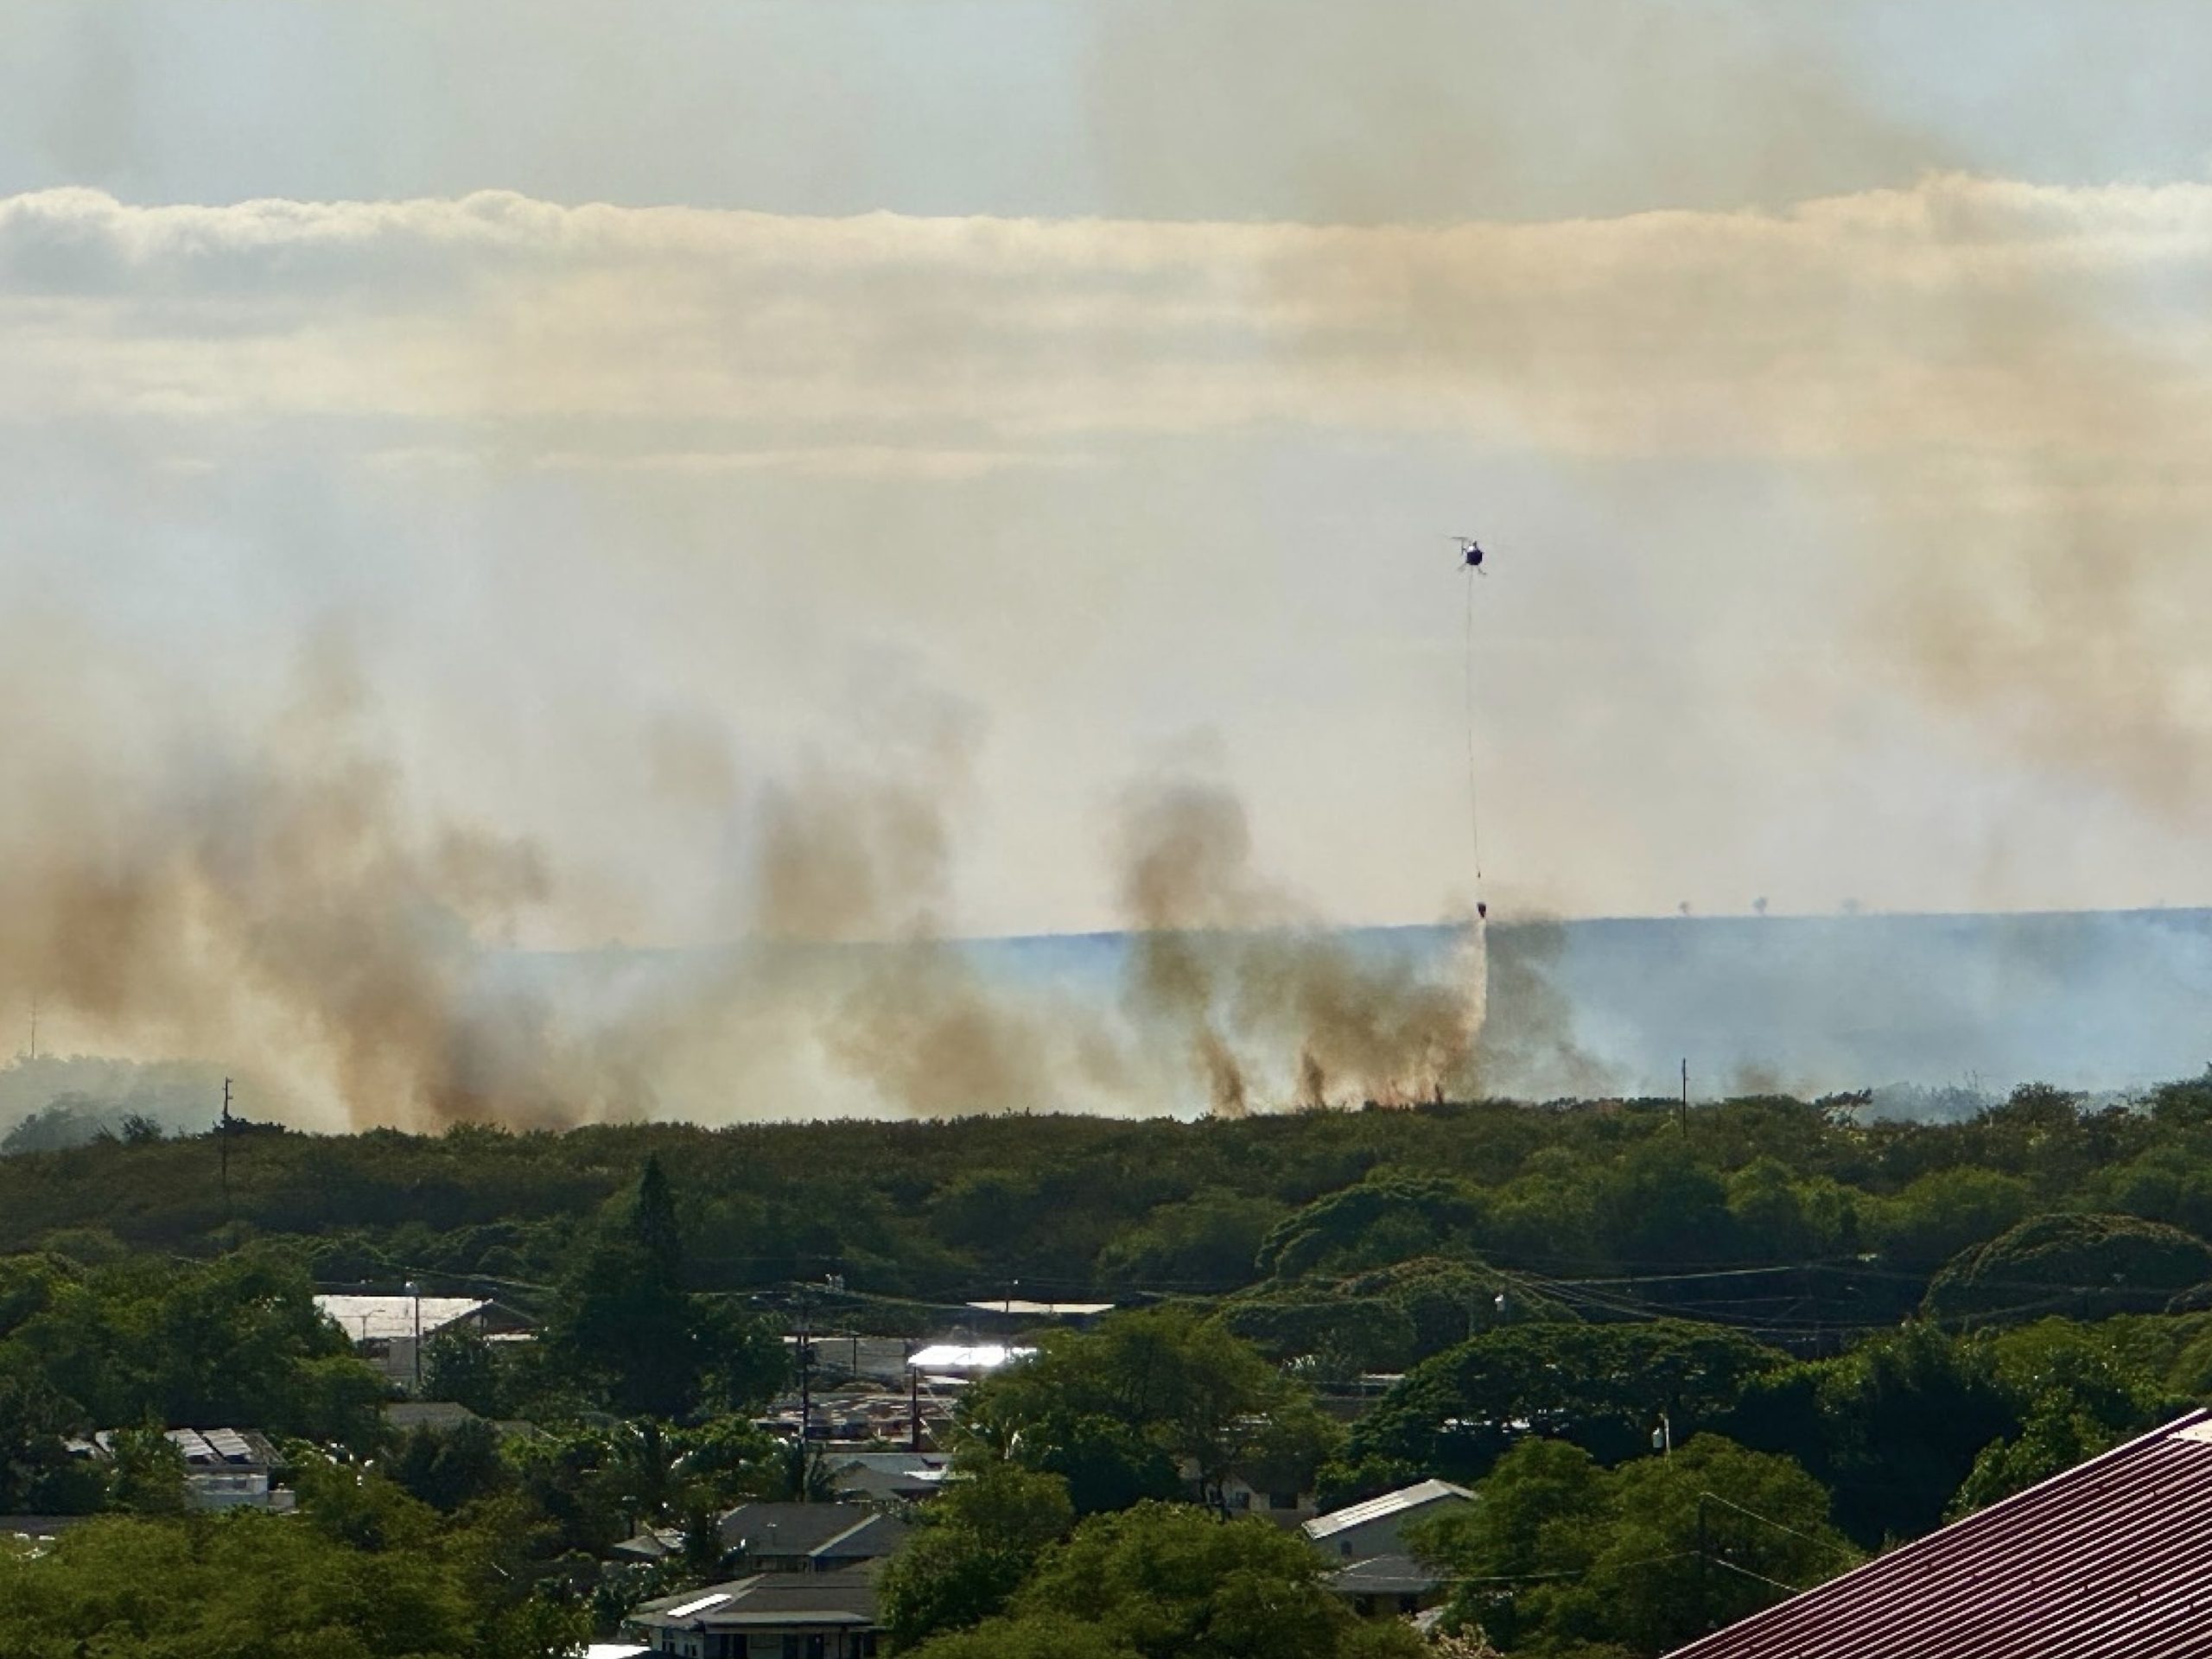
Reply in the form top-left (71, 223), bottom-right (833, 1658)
top-left (91, 1427), bottom-right (291, 1512)
top-left (825, 1452), bottom-right (949, 1504)
top-left (622, 1562), bottom-right (882, 1658)
top-left (1207, 1464), bottom-right (1317, 1524)
top-left (613, 1503), bottom-right (911, 1575)
top-left (1324, 1553), bottom-right (1448, 1620)
top-left (1301, 1478), bottom-right (1475, 1560)
top-left (609, 1525), bottom-right (684, 1566)
top-left (716, 1503), bottom-right (909, 1574)
top-left (1666, 1408), bottom-right (2212, 1658)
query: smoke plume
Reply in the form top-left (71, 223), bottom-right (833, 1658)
top-left (1115, 777), bottom-right (1481, 1111)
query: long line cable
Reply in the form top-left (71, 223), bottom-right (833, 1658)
top-left (1464, 570), bottom-right (1486, 916)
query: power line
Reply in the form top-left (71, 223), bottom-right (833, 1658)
top-left (1697, 1491), bottom-right (1858, 1560)
top-left (1704, 1554), bottom-right (1808, 1596)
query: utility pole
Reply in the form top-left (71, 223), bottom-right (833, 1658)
top-left (1680, 1058), bottom-right (1689, 1135)
top-left (218, 1078), bottom-right (233, 1217)
top-left (26, 998), bottom-right (37, 1063)
top-left (797, 1293), bottom-right (812, 1477)
top-left (404, 1279), bottom-right (423, 1395)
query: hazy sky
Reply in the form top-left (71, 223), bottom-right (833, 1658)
top-left (7, 0), bottom-right (2212, 956)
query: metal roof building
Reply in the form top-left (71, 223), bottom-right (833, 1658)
top-left (1669, 1408), bottom-right (2212, 1659)
top-left (905, 1342), bottom-right (1033, 1376)
top-left (1303, 1478), bottom-right (1477, 1559)
top-left (313, 1294), bottom-right (495, 1342)
top-left (622, 1563), bottom-right (881, 1657)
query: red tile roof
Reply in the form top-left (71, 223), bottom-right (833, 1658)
top-left (1669, 1408), bottom-right (2212, 1659)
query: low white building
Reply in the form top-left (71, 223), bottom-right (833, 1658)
top-left (1301, 1478), bottom-right (1475, 1560)
top-left (314, 1293), bottom-right (531, 1392)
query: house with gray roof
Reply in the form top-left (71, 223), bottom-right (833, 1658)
top-left (1324, 1552), bottom-right (1449, 1621)
top-left (826, 1452), bottom-right (949, 1505)
top-left (715, 1503), bottom-right (909, 1574)
top-left (622, 1562), bottom-right (881, 1658)
top-left (613, 1502), bottom-right (911, 1576)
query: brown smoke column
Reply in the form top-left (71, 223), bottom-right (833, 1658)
top-left (0, 649), bottom-right (588, 1130)
top-left (1115, 776), bottom-right (1483, 1112)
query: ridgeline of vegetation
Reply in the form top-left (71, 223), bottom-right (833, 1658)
top-left (9, 1073), bottom-right (2212, 1655)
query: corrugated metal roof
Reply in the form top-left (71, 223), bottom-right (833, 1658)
top-left (1669, 1408), bottom-right (2212, 1659)
top-left (91, 1427), bottom-right (276, 1468)
top-left (1304, 1478), bottom-right (1476, 1541)
top-left (314, 1294), bottom-right (488, 1341)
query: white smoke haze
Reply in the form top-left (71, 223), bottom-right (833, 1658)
top-left (9, 181), bottom-right (2212, 462)
top-left (6, 163), bottom-right (2212, 1124)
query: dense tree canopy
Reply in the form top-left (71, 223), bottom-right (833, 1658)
top-left (1412, 1435), bottom-right (1857, 1656)
top-left (0, 1506), bottom-right (583, 1659)
top-left (6, 1075), bottom-right (2212, 1656)
top-left (959, 1306), bottom-right (1340, 1513)
top-left (909, 1502), bottom-right (1426, 1659)
top-left (1349, 1321), bottom-right (1785, 1484)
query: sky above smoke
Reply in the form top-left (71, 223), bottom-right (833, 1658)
top-left (3, 1), bottom-right (2210, 1118)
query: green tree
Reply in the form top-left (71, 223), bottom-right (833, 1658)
top-left (1417, 1436), bottom-right (1854, 1656)
top-left (544, 1158), bottom-right (782, 1420)
top-left (389, 1418), bottom-right (509, 1514)
top-left (105, 1427), bottom-right (190, 1516)
top-left (1946, 1317), bottom-right (2184, 1515)
top-left (0, 1506), bottom-right (582, 1658)
top-left (423, 1326), bottom-right (503, 1417)
top-left (906, 1615), bottom-right (1139, 1659)
top-left (880, 1464), bottom-right (1075, 1649)
top-left (918, 1501), bottom-right (1424, 1659)
top-left (0, 1252), bottom-right (385, 1449)
top-left (0, 1374), bottom-right (103, 1515)
top-left (1593, 1439), bottom-right (1855, 1653)
top-left (1351, 1321), bottom-right (1783, 1483)
top-left (1923, 1212), bottom-right (2212, 1325)
top-left (1726, 1323), bottom-right (2013, 1546)
top-left (1595, 1141), bottom-right (1740, 1268)
top-left (693, 1297), bottom-right (789, 1414)
top-left (1871, 1168), bottom-right (2033, 1274)
top-left (958, 1308), bottom-right (1336, 1513)
top-left (1257, 1173), bottom-right (1486, 1280)
top-left (1097, 1191), bottom-right (1287, 1293)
